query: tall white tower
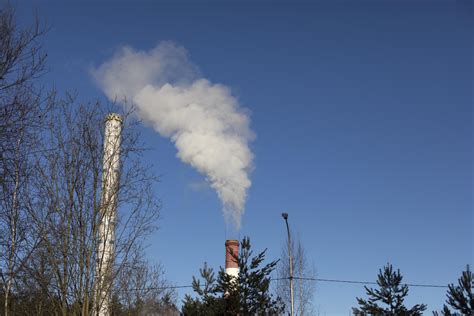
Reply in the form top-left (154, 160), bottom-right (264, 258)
top-left (95, 113), bottom-right (122, 316)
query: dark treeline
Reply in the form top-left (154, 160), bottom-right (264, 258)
top-left (182, 237), bottom-right (473, 316)
top-left (351, 264), bottom-right (472, 316)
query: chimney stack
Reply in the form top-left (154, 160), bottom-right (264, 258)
top-left (225, 240), bottom-right (239, 278)
top-left (95, 113), bottom-right (122, 316)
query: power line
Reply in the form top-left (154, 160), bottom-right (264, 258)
top-left (289, 277), bottom-right (448, 288)
top-left (122, 276), bottom-right (448, 292)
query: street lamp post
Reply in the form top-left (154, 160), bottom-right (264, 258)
top-left (281, 213), bottom-right (294, 316)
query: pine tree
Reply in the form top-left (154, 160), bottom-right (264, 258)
top-left (352, 263), bottom-right (426, 316)
top-left (434, 265), bottom-right (473, 316)
top-left (182, 262), bottom-right (225, 315)
top-left (182, 237), bottom-right (284, 315)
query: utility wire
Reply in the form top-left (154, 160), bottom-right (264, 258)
top-left (290, 277), bottom-right (448, 288)
top-left (122, 276), bottom-right (448, 292)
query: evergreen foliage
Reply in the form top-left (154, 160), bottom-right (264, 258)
top-left (352, 263), bottom-right (426, 316)
top-left (433, 265), bottom-right (473, 316)
top-left (182, 237), bottom-right (284, 315)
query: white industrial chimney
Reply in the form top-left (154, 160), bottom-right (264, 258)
top-left (95, 113), bottom-right (122, 316)
top-left (225, 240), bottom-right (239, 279)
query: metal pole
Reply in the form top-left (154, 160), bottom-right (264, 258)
top-left (282, 213), bottom-right (294, 316)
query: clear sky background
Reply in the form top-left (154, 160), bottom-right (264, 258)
top-left (16, 1), bottom-right (473, 314)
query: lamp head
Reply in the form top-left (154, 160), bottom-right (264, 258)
top-left (281, 212), bottom-right (288, 220)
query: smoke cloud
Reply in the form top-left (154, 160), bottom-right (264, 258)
top-left (92, 42), bottom-right (254, 230)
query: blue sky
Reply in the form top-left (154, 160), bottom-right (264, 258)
top-left (17, 1), bottom-right (473, 314)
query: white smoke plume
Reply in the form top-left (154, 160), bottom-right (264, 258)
top-left (91, 42), bottom-right (254, 230)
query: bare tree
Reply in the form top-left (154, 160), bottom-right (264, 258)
top-left (0, 5), bottom-right (49, 316)
top-left (113, 247), bottom-right (178, 315)
top-left (26, 97), bottom-right (161, 316)
top-left (0, 5), bottom-right (165, 315)
top-left (276, 233), bottom-right (317, 316)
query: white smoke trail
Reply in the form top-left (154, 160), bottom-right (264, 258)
top-left (91, 42), bottom-right (254, 230)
